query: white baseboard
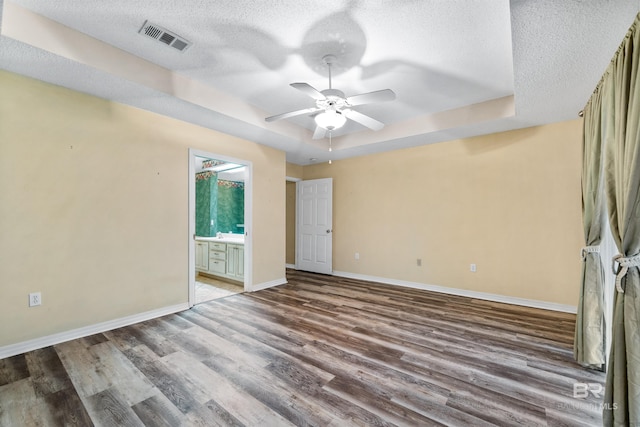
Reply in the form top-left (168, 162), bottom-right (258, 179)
top-left (5, 272), bottom-right (569, 360)
top-left (332, 271), bottom-right (577, 314)
top-left (285, 263), bottom-right (296, 269)
top-left (0, 303), bottom-right (189, 359)
top-left (250, 277), bottom-right (287, 292)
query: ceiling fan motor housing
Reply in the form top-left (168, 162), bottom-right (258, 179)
top-left (318, 89), bottom-right (348, 110)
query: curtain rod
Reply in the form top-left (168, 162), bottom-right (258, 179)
top-left (582, 12), bottom-right (640, 112)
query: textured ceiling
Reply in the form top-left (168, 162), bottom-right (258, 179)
top-left (0, 0), bottom-right (637, 164)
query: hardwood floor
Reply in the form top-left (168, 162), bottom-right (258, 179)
top-left (0, 270), bottom-right (605, 426)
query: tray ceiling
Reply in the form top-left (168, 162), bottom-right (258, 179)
top-left (0, 0), bottom-right (637, 164)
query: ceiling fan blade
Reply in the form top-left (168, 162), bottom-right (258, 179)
top-left (343, 109), bottom-right (385, 131)
top-left (312, 126), bottom-right (326, 140)
top-left (291, 82), bottom-right (326, 100)
top-left (265, 107), bottom-right (322, 122)
top-left (346, 89), bottom-right (396, 106)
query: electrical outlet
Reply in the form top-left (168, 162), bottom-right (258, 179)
top-left (29, 292), bottom-right (42, 307)
top-left (355, 252), bottom-right (360, 260)
top-left (470, 264), bottom-right (477, 272)
top-left (417, 258), bottom-right (422, 266)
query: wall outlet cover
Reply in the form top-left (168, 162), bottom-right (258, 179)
top-left (29, 292), bottom-right (42, 307)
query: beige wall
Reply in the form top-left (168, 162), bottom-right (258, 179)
top-left (286, 162), bottom-right (303, 180)
top-left (285, 162), bottom-right (302, 265)
top-left (303, 120), bottom-right (583, 306)
top-left (0, 71), bottom-right (286, 347)
top-left (286, 181), bottom-right (297, 265)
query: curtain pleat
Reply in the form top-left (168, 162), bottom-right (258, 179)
top-left (595, 13), bottom-right (640, 426)
top-left (574, 88), bottom-right (607, 368)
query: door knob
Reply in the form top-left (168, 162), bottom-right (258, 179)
top-left (326, 229), bottom-right (332, 233)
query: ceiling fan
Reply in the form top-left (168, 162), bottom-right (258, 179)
top-left (265, 55), bottom-right (396, 140)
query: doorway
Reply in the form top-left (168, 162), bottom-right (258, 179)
top-left (285, 177), bottom-right (299, 269)
top-left (188, 148), bottom-right (252, 307)
top-left (296, 178), bottom-right (333, 275)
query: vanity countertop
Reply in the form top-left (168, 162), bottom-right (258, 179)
top-left (195, 235), bottom-right (245, 244)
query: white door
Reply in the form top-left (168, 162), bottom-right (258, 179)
top-left (297, 178), bottom-right (333, 274)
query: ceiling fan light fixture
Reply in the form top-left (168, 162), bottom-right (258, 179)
top-left (315, 110), bottom-right (346, 130)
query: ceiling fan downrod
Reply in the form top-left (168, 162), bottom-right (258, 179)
top-left (323, 54), bottom-right (336, 90)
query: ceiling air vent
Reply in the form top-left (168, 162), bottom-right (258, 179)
top-left (139, 20), bottom-right (191, 52)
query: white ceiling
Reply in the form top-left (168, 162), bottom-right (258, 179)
top-left (0, 0), bottom-right (637, 164)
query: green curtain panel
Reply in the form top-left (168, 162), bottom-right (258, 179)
top-left (195, 174), bottom-right (244, 236)
top-left (595, 13), bottom-right (640, 426)
top-left (217, 180), bottom-right (244, 234)
top-left (195, 171), bottom-right (218, 237)
top-left (575, 87), bottom-right (607, 369)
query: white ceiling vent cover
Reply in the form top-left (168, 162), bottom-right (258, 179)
top-left (139, 20), bottom-right (191, 52)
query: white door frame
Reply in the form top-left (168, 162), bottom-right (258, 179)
top-left (286, 176), bottom-right (301, 270)
top-left (188, 148), bottom-right (253, 307)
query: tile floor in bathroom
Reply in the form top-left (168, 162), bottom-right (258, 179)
top-left (195, 273), bottom-right (244, 304)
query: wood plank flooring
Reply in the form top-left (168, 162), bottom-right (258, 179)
top-left (0, 270), bottom-right (605, 426)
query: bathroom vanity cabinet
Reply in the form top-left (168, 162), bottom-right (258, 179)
top-left (195, 238), bottom-right (244, 282)
top-left (195, 241), bottom-right (209, 271)
top-left (208, 241), bottom-right (227, 275)
top-left (226, 243), bottom-right (244, 280)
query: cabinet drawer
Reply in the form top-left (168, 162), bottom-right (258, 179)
top-left (208, 259), bottom-right (226, 274)
top-left (209, 242), bottom-right (226, 251)
top-left (209, 250), bottom-right (226, 261)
